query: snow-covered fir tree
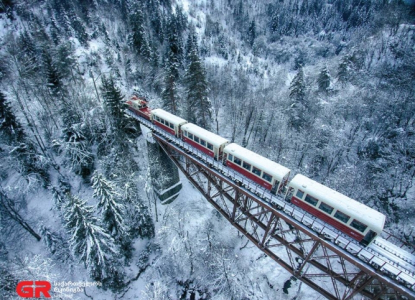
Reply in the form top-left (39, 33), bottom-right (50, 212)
top-left (161, 49), bottom-right (180, 114)
top-left (63, 193), bottom-right (119, 283)
top-left (184, 48), bottom-right (211, 129)
top-left (1, 0), bottom-right (415, 298)
top-left (0, 91), bottom-right (24, 144)
top-left (288, 67), bottom-right (308, 131)
top-left (92, 171), bottom-right (128, 237)
top-left (318, 66), bottom-right (331, 93)
top-left (100, 75), bottom-right (125, 132)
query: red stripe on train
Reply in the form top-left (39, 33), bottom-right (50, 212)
top-left (291, 197), bottom-right (364, 241)
top-left (154, 122), bottom-right (176, 136)
top-left (183, 137), bottom-right (215, 157)
top-left (226, 161), bottom-right (273, 190)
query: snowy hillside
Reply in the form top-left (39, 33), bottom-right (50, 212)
top-left (0, 0), bottom-right (414, 299)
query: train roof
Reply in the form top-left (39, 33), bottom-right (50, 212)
top-left (288, 174), bottom-right (386, 233)
top-left (224, 143), bottom-right (291, 181)
top-left (151, 109), bottom-right (187, 126)
top-left (181, 123), bottom-right (229, 148)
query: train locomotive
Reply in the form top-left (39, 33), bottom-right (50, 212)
top-left (126, 97), bottom-right (386, 246)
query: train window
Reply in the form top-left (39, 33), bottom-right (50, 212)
top-left (319, 202), bottom-right (334, 214)
top-left (169, 122), bottom-right (174, 129)
top-left (234, 156), bottom-right (242, 166)
top-left (194, 136), bottom-right (200, 143)
top-left (262, 172), bottom-right (272, 182)
top-left (243, 161), bottom-right (251, 171)
top-left (296, 190), bottom-right (304, 199)
top-left (228, 154), bottom-right (233, 161)
top-left (350, 219), bottom-right (368, 233)
top-left (305, 194), bottom-right (318, 206)
top-left (200, 139), bottom-right (206, 147)
top-left (188, 133), bottom-right (193, 140)
top-left (252, 167), bottom-right (261, 176)
top-left (334, 211), bottom-right (350, 223)
top-left (160, 118), bottom-right (165, 125)
top-left (207, 143), bottom-right (213, 150)
top-left (183, 131), bottom-right (187, 137)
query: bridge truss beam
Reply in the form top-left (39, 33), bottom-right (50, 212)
top-left (154, 134), bottom-right (414, 300)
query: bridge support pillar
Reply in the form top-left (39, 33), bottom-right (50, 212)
top-left (141, 124), bottom-right (182, 204)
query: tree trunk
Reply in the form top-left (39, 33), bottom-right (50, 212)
top-left (0, 191), bottom-right (41, 241)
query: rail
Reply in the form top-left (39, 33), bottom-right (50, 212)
top-left (126, 109), bottom-right (415, 297)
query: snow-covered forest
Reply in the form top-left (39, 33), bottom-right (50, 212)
top-left (0, 0), bottom-right (414, 299)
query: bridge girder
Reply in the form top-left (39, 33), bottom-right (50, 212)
top-left (153, 134), bottom-right (414, 300)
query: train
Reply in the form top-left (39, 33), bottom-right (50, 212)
top-left (126, 96), bottom-right (386, 246)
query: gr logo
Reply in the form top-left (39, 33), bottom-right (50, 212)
top-left (16, 281), bottom-right (51, 298)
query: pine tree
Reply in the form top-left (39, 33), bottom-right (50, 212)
top-left (57, 125), bottom-right (93, 176)
top-left (55, 42), bottom-right (76, 81)
top-left (9, 142), bottom-right (49, 183)
top-left (338, 56), bottom-right (350, 85)
top-left (64, 194), bottom-right (118, 281)
top-left (288, 68), bottom-right (308, 131)
top-left (148, 0), bottom-right (164, 42)
top-left (130, 4), bottom-right (150, 61)
top-left (318, 66), bottom-right (330, 93)
top-left (247, 20), bottom-right (257, 47)
top-left (174, 5), bottom-right (188, 33)
top-left (68, 8), bottom-right (89, 46)
top-left (42, 48), bottom-right (63, 97)
top-left (290, 68), bottom-right (306, 102)
top-left (100, 75), bottom-right (125, 131)
top-left (0, 91), bottom-right (24, 143)
top-left (185, 28), bottom-right (198, 64)
top-left (161, 50), bottom-right (180, 114)
top-left (140, 34), bottom-right (152, 65)
top-left (166, 15), bottom-right (184, 66)
top-left (16, 30), bottom-right (41, 78)
top-left (184, 49), bottom-right (211, 129)
top-left (92, 172), bottom-right (128, 237)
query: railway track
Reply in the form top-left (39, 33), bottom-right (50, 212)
top-left (126, 108), bottom-right (415, 293)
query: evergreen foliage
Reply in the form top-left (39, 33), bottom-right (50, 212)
top-left (1, 0), bottom-right (415, 296)
top-left (0, 91), bottom-right (24, 144)
top-left (247, 20), bottom-right (257, 47)
top-left (288, 68), bottom-right (308, 131)
top-left (42, 49), bottom-right (63, 96)
top-left (318, 66), bottom-right (331, 93)
top-left (92, 172), bottom-right (128, 237)
top-left (130, 5), bottom-right (151, 62)
top-left (100, 75), bottom-right (125, 131)
top-left (56, 125), bottom-right (94, 176)
top-left (185, 27), bottom-right (198, 63)
top-left (63, 193), bottom-right (119, 282)
top-left (337, 56), bottom-right (350, 85)
top-left (184, 49), bottom-right (211, 128)
top-left (148, 0), bottom-right (164, 43)
top-left (9, 142), bottom-right (49, 184)
top-left (161, 50), bottom-right (180, 114)
top-left (165, 15), bottom-right (184, 66)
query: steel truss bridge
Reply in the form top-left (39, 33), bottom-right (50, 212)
top-left (127, 110), bottom-right (415, 300)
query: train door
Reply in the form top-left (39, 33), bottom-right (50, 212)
top-left (280, 173), bottom-right (290, 194)
top-left (360, 230), bottom-right (377, 246)
top-left (271, 180), bottom-right (280, 194)
top-left (284, 186), bottom-right (294, 203)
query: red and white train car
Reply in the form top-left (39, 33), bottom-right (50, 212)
top-left (181, 123), bottom-right (229, 160)
top-left (287, 174), bottom-right (386, 245)
top-left (126, 96), bottom-right (152, 120)
top-left (151, 109), bottom-right (187, 137)
top-left (223, 143), bottom-right (290, 193)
